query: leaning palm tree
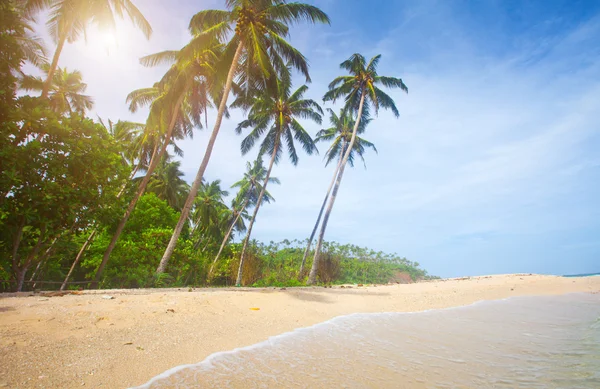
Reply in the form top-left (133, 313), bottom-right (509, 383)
top-left (92, 39), bottom-right (222, 286)
top-left (59, 118), bottom-right (151, 290)
top-left (299, 108), bottom-right (376, 276)
top-left (156, 0), bottom-right (330, 274)
top-left (233, 75), bottom-right (322, 286)
top-left (20, 65), bottom-right (93, 114)
top-left (307, 54), bottom-right (408, 285)
top-left (208, 158), bottom-right (280, 279)
top-left (21, 0), bottom-right (152, 99)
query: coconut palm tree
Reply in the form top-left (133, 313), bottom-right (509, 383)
top-left (92, 39), bottom-right (222, 286)
top-left (14, 0), bottom-right (48, 69)
top-left (145, 157), bottom-right (189, 211)
top-left (20, 65), bottom-right (93, 115)
top-left (190, 180), bottom-right (229, 251)
top-left (208, 158), bottom-right (280, 279)
top-left (21, 0), bottom-right (152, 99)
top-left (156, 0), bottom-right (330, 274)
top-left (233, 75), bottom-right (322, 286)
top-left (59, 118), bottom-right (151, 290)
top-left (299, 108), bottom-right (376, 276)
top-left (307, 53), bottom-right (408, 285)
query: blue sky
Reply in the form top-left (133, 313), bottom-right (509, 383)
top-left (32, 0), bottom-right (600, 277)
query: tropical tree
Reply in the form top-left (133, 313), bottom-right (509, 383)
top-left (144, 157), bottom-right (189, 211)
top-left (299, 108), bottom-right (376, 275)
top-left (92, 37), bottom-right (222, 286)
top-left (307, 53), bottom-right (408, 285)
top-left (233, 75), bottom-right (322, 286)
top-left (21, 0), bottom-right (152, 99)
top-left (156, 0), bottom-right (330, 274)
top-left (190, 180), bottom-right (229, 251)
top-left (20, 65), bottom-right (93, 115)
top-left (208, 158), bottom-right (280, 278)
top-left (59, 118), bottom-right (150, 290)
top-left (14, 0), bottom-right (48, 69)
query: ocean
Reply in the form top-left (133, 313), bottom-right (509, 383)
top-left (133, 293), bottom-right (600, 388)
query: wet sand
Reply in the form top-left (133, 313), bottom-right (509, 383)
top-left (1, 274), bottom-right (598, 388)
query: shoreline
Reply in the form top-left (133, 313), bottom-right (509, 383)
top-left (1, 274), bottom-right (599, 388)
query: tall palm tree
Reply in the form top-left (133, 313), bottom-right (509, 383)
top-left (22, 0), bottom-right (152, 99)
top-left (208, 158), bottom-right (280, 278)
top-left (20, 65), bottom-right (93, 114)
top-left (307, 54), bottom-right (408, 285)
top-left (233, 75), bottom-right (322, 286)
top-left (156, 0), bottom-right (330, 274)
top-left (92, 39), bottom-right (222, 286)
top-left (145, 157), bottom-right (189, 211)
top-left (299, 108), bottom-right (376, 276)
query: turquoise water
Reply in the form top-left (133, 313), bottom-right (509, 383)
top-left (133, 293), bottom-right (600, 389)
top-left (563, 273), bottom-right (600, 277)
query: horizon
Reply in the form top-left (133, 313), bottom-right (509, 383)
top-left (23, 0), bottom-right (600, 278)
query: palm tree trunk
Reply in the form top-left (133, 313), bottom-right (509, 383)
top-left (156, 43), bottom-right (244, 274)
top-left (61, 160), bottom-right (141, 290)
top-left (299, 147), bottom-right (345, 276)
top-left (41, 33), bottom-right (67, 99)
top-left (307, 91), bottom-right (366, 285)
top-left (60, 228), bottom-right (97, 290)
top-left (92, 89), bottom-right (187, 287)
top-left (208, 192), bottom-right (252, 280)
top-left (236, 143), bottom-right (278, 286)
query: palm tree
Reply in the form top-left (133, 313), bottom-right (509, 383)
top-left (92, 38), bottom-right (222, 286)
top-left (145, 157), bottom-right (189, 211)
top-left (299, 108), bottom-right (376, 276)
top-left (59, 118), bottom-right (151, 290)
top-left (156, 0), bottom-right (330, 274)
top-left (190, 180), bottom-right (229, 251)
top-left (22, 0), bottom-right (152, 99)
top-left (20, 65), bottom-right (93, 115)
top-left (307, 54), bottom-right (408, 285)
top-left (233, 75), bottom-right (322, 286)
top-left (208, 158), bottom-right (280, 279)
top-left (14, 0), bottom-right (48, 69)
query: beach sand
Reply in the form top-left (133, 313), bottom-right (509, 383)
top-left (1, 274), bottom-right (598, 388)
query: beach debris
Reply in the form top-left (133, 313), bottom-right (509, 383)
top-left (166, 308), bottom-right (175, 313)
top-left (136, 346), bottom-right (144, 351)
top-left (340, 286), bottom-right (345, 288)
top-left (188, 287), bottom-right (193, 292)
top-left (357, 284), bottom-right (363, 287)
top-left (249, 307), bottom-right (260, 311)
top-left (38, 298), bottom-right (50, 301)
top-left (101, 295), bottom-right (115, 300)
top-left (123, 342), bottom-right (133, 345)
top-left (280, 287), bottom-right (287, 290)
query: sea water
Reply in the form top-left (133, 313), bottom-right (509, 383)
top-left (133, 293), bottom-right (600, 388)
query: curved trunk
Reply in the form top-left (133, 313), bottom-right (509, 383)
top-left (156, 43), bottom-right (244, 274)
top-left (92, 86), bottom-right (188, 287)
top-left (208, 192), bottom-right (252, 280)
top-left (235, 144), bottom-right (278, 286)
top-left (60, 228), bottom-right (97, 290)
top-left (298, 146), bottom-right (345, 276)
top-left (307, 91), bottom-right (366, 285)
top-left (61, 160), bottom-right (141, 290)
top-left (41, 34), bottom-right (66, 99)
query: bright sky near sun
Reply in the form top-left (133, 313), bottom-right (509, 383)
top-left (28, 0), bottom-right (600, 278)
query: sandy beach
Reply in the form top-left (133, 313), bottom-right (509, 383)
top-left (1, 274), bottom-right (598, 388)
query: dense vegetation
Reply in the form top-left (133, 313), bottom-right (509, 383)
top-left (1, 0), bottom-right (435, 292)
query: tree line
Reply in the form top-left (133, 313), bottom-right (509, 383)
top-left (1, 0), bottom-right (434, 292)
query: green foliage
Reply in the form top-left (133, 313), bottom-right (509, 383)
top-left (0, 96), bottom-right (129, 291)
